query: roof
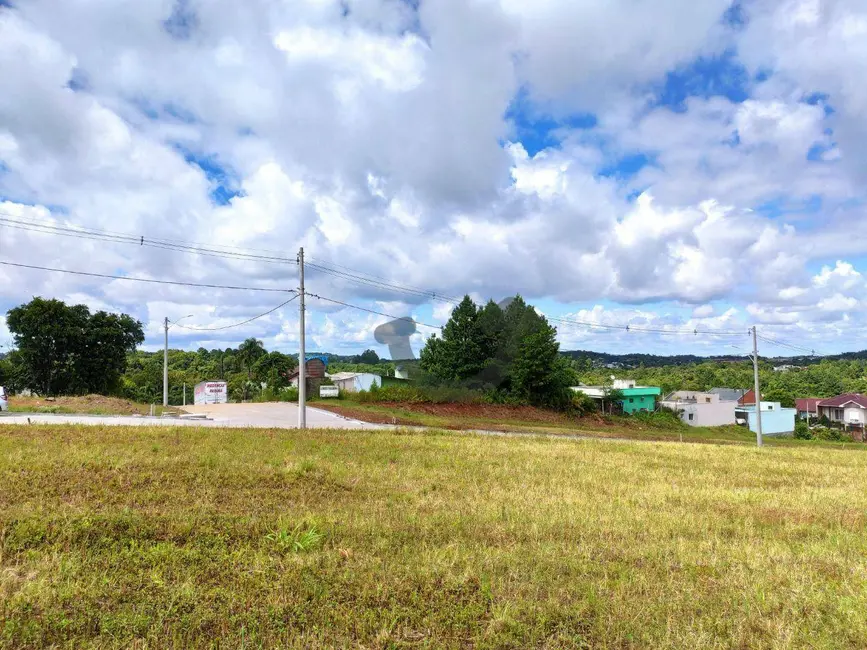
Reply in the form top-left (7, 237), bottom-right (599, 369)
top-left (795, 398), bottom-right (821, 412)
top-left (709, 388), bottom-right (750, 402)
top-left (818, 393), bottom-right (867, 408)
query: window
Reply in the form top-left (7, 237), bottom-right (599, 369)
top-left (705, 398), bottom-right (711, 403)
top-left (688, 413), bottom-right (694, 421)
top-left (640, 397), bottom-right (645, 402)
top-left (768, 405), bottom-right (774, 410)
top-left (629, 398), bottom-right (634, 403)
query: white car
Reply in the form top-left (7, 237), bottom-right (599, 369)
top-left (0, 387), bottom-right (7, 412)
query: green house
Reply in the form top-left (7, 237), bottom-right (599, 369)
top-left (619, 386), bottom-right (662, 414)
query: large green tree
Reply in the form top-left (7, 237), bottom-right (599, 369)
top-left (237, 338), bottom-right (267, 378)
top-left (6, 298), bottom-right (144, 395)
top-left (420, 296), bottom-right (488, 382)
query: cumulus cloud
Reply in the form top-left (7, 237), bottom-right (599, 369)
top-left (0, 0), bottom-right (866, 355)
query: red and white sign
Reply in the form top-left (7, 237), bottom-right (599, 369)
top-left (194, 381), bottom-right (228, 405)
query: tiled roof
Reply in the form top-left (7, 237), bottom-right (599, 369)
top-left (795, 398), bottom-right (821, 412)
top-left (817, 393), bottom-right (867, 408)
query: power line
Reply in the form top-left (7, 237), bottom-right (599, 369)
top-left (0, 214), bottom-right (299, 266)
top-left (172, 295), bottom-right (300, 331)
top-left (756, 333), bottom-right (818, 356)
top-left (307, 257), bottom-right (463, 304)
top-left (0, 260), bottom-right (296, 293)
top-left (547, 314), bottom-right (749, 338)
top-left (305, 292), bottom-right (443, 330)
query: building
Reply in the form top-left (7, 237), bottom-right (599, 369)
top-left (660, 391), bottom-right (737, 427)
top-left (736, 401), bottom-right (797, 436)
top-left (572, 379), bottom-right (662, 415)
top-left (288, 356), bottom-right (328, 388)
top-left (194, 380), bottom-right (228, 405)
top-left (795, 398), bottom-right (821, 421)
top-left (709, 387), bottom-right (751, 403)
top-left (816, 394), bottom-right (867, 427)
top-left (329, 372), bottom-right (382, 393)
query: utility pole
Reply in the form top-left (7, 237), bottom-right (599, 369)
top-left (752, 325), bottom-right (763, 447)
top-left (298, 247), bottom-right (306, 429)
top-left (163, 317), bottom-right (169, 408)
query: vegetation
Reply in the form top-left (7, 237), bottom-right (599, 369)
top-left (570, 357), bottom-right (867, 408)
top-left (420, 296), bottom-right (575, 409)
top-left (2, 424), bottom-right (867, 648)
top-left (4, 298), bottom-right (144, 396)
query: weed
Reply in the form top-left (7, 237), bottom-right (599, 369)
top-left (264, 524), bottom-right (325, 553)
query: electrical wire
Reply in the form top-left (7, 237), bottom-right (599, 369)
top-left (306, 257), bottom-right (462, 304)
top-left (547, 314), bottom-right (750, 338)
top-left (305, 292), bottom-right (442, 330)
top-left (0, 260), bottom-right (297, 293)
top-left (757, 333), bottom-right (819, 356)
top-left (172, 295), bottom-right (300, 331)
top-left (0, 214), bottom-right (299, 266)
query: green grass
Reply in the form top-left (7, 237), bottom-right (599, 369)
top-left (3, 424), bottom-right (867, 648)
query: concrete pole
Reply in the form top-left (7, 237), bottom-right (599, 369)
top-left (752, 325), bottom-right (763, 447)
top-left (183, 383), bottom-right (186, 407)
top-left (298, 247), bottom-right (306, 429)
top-left (163, 317), bottom-right (169, 408)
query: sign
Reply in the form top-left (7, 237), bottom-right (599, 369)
top-left (194, 381), bottom-right (228, 405)
top-left (319, 386), bottom-right (339, 399)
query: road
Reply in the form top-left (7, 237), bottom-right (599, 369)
top-left (0, 402), bottom-right (384, 430)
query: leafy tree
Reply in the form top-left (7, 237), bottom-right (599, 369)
top-left (355, 349), bottom-right (380, 365)
top-left (6, 298), bottom-right (143, 395)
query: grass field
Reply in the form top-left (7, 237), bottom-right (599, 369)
top-left (8, 395), bottom-right (175, 416)
top-left (315, 399), bottom-right (791, 446)
top-left (2, 424), bottom-right (867, 648)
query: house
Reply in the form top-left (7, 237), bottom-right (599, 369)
top-left (709, 387), bottom-right (751, 403)
top-left (660, 391), bottom-right (737, 427)
top-left (572, 379), bottom-right (662, 414)
top-left (329, 372), bottom-right (382, 393)
top-left (795, 398), bottom-right (821, 420)
top-left (735, 401), bottom-right (797, 436)
top-left (774, 364), bottom-right (801, 373)
top-left (816, 394), bottom-right (867, 427)
top-left (288, 355), bottom-right (328, 388)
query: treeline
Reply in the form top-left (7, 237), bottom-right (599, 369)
top-left (573, 359), bottom-right (867, 407)
top-left (121, 343), bottom-right (395, 404)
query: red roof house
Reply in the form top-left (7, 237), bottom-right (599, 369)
top-left (816, 393), bottom-right (867, 427)
top-left (738, 389), bottom-right (756, 406)
top-left (795, 398), bottom-right (821, 415)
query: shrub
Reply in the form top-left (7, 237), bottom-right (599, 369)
top-left (633, 408), bottom-right (686, 429)
top-left (570, 392), bottom-right (599, 416)
top-left (355, 384), bottom-right (484, 405)
top-left (794, 420), bottom-right (812, 440)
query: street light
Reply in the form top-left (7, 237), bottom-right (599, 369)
top-left (164, 315), bottom-right (194, 407)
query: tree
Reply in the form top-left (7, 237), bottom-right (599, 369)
top-left (237, 338), bottom-right (266, 378)
top-left (420, 296), bottom-right (489, 382)
top-left (355, 349), bottom-right (380, 365)
top-left (6, 298), bottom-right (143, 395)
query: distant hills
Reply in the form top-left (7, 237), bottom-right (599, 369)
top-left (561, 349), bottom-right (867, 369)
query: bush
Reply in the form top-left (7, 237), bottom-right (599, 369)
top-left (633, 408), bottom-right (686, 429)
top-left (355, 384), bottom-right (483, 405)
top-left (570, 392), bottom-right (599, 416)
top-left (794, 420), bottom-right (812, 440)
top-left (814, 426), bottom-right (846, 442)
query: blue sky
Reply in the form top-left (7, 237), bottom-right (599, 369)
top-left (0, 0), bottom-right (865, 359)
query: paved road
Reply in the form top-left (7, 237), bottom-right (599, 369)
top-left (0, 402), bottom-right (384, 430)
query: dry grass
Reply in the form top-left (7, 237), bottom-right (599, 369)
top-left (2, 424), bottom-right (867, 648)
top-left (7, 395), bottom-right (173, 416)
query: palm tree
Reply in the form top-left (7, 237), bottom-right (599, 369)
top-left (237, 338), bottom-right (266, 378)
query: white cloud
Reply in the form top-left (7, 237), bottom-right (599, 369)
top-left (0, 0), bottom-right (866, 356)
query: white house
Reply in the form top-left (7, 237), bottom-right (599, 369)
top-left (329, 372), bottom-right (382, 393)
top-left (660, 391), bottom-right (737, 427)
top-left (816, 394), bottom-right (867, 426)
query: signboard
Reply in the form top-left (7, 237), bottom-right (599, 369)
top-left (319, 386), bottom-right (339, 399)
top-left (194, 381), bottom-right (228, 405)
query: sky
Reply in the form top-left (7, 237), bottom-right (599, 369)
top-left (1, 0), bottom-right (866, 360)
